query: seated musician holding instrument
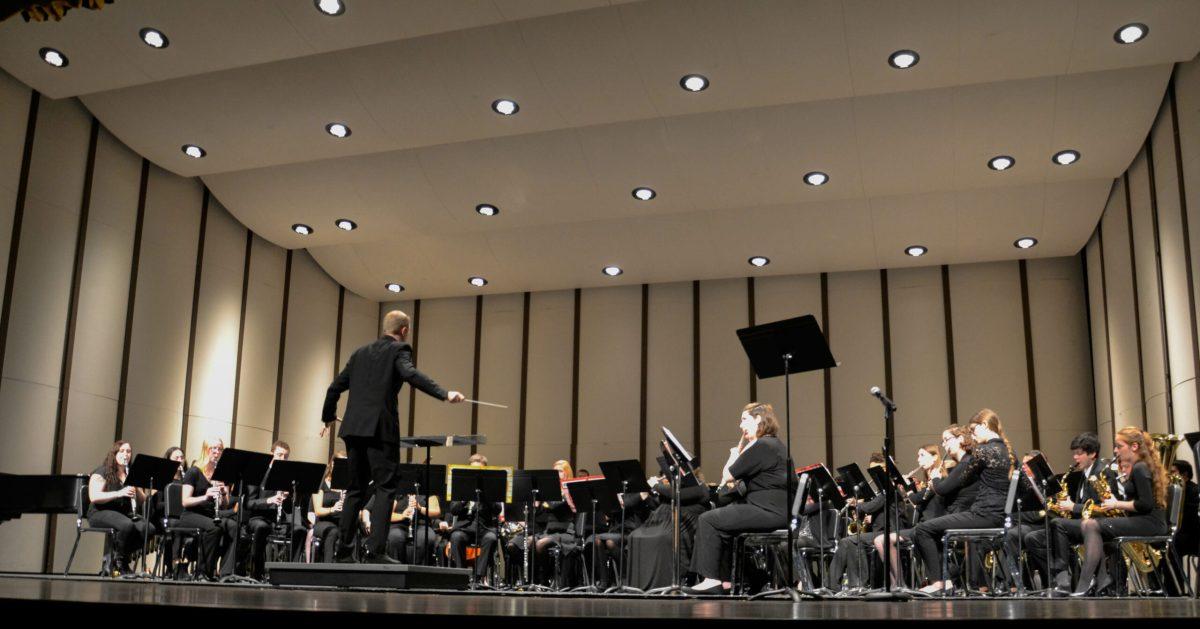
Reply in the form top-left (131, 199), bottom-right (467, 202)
top-left (386, 490), bottom-right (441, 563)
top-left (309, 451), bottom-right (346, 563)
top-left (443, 453), bottom-right (502, 583)
top-left (504, 459), bottom-right (579, 586)
top-left (1052, 427), bottom-right (1169, 596)
top-left (179, 437), bottom-right (239, 580)
top-left (243, 440), bottom-right (306, 577)
top-left (686, 402), bottom-right (789, 594)
top-left (87, 440), bottom-right (153, 574)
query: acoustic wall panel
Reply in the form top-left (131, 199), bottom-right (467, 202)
top-left (645, 282), bottom-right (694, 469)
top-left (522, 290), bottom-right (574, 469)
top-left (1127, 152), bottom-right (1170, 434)
top-left (0, 70), bottom-right (30, 295)
top-left (411, 296), bottom-right (475, 465)
top-left (277, 250), bottom-right (339, 464)
top-left (1099, 179), bottom-right (1145, 432)
top-left (1085, 235), bottom-right (1115, 451)
top-left (233, 235), bottom-right (285, 452)
top-left (476, 293), bottom-right (523, 466)
top-left (333, 289), bottom-right (380, 456)
top-left (826, 270), bottom-right (885, 471)
top-left (576, 284), bottom-right (642, 472)
top-left (698, 278), bottom-right (749, 481)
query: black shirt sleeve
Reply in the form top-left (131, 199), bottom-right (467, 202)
top-left (1129, 462), bottom-right (1157, 514)
top-left (729, 439), bottom-right (771, 480)
top-left (395, 344), bottom-right (448, 401)
top-left (934, 454), bottom-right (981, 496)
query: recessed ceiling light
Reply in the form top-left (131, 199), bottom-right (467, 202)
top-left (314, 0), bottom-right (345, 16)
top-left (468, 276), bottom-right (488, 287)
top-left (385, 283), bottom-right (404, 293)
top-left (804, 171), bottom-right (829, 186)
top-left (632, 187), bottom-right (656, 201)
top-left (325, 122), bottom-right (351, 138)
top-left (888, 50), bottom-right (919, 69)
top-left (334, 219), bottom-right (356, 231)
top-left (1052, 150), bottom-right (1080, 166)
top-left (181, 144), bottom-right (206, 159)
top-left (39, 47), bottom-right (68, 68)
top-left (905, 245), bottom-right (928, 257)
top-left (475, 204), bottom-right (499, 217)
top-left (1014, 237), bottom-right (1038, 250)
top-left (139, 27), bottom-right (169, 49)
top-left (680, 74), bottom-right (709, 92)
top-left (1114, 23), bottom-right (1148, 45)
top-left (748, 256), bottom-right (770, 267)
top-left (987, 155), bottom-right (1015, 171)
top-left (491, 99), bottom-right (519, 116)
top-left (292, 223), bottom-right (313, 236)
top-left (602, 265), bottom-right (623, 277)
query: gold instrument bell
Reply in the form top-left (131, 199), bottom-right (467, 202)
top-left (1115, 433), bottom-right (1184, 574)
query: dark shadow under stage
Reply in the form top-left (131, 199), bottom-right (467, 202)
top-left (2, 573), bottom-right (1198, 626)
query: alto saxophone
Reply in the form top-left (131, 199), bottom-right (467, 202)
top-left (1083, 466), bottom-right (1160, 574)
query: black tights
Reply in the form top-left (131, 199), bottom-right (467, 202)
top-left (1075, 518), bottom-right (1104, 593)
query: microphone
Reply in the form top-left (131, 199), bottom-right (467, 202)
top-left (869, 386), bottom-right (897, 411)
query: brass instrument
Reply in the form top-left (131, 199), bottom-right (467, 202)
top-left (1084, 464), bottom-right (1162, 574)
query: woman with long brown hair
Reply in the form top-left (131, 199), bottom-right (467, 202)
top-left (1066, 427), bottom-right (1169, 596)
top-left (911, 409), bottom-right (1014, 593)
top-left (310, 450), bottom-right (347, 562)
top-left (87, 441), bottom-right (152, 573)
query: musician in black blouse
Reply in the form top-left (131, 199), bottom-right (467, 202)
top-left (87, 440), bottom-right (152, 573)
top-left (687, 402), bottom-right (789, 594)
top-left (1063, 427), bottom-right (1170, 596)
top-left (309, 451), bottom-right (347, 562)
top-left (386, 491), bottom-right (442, 563)
top-left (872, 438), bottom-right (956, 587)
top-left (912, 409), bottom-right (1015, 593)
top-left (179, 437), bottom-right (239, 579)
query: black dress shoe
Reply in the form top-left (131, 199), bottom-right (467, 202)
top-left (365, 553), bottom-right (400, 564)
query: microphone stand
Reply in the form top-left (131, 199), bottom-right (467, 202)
top-left (865, 389), bottom-right (910, 601)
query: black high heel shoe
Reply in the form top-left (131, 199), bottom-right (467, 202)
top-left (1069, 576), bottom-right (1095, 597)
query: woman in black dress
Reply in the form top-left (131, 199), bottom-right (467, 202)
top-left (310, 451), bottom-right (346, 562)
top-left (87, 440), bottom-right (152, 573)
top-left (912, 409), bottom-right (1013, 593)
top-left (179, 437), bottom-right (239, 579)
top-left (1068, 426), bottom-right (1169, 596)
top-left (687, 402), bottom-right (789, 594)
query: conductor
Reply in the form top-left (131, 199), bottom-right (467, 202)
top-left (320, 310), bottom-right (465, 563)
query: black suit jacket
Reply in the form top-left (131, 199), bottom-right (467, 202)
top-left (322, 336), bottom-right (448, 444)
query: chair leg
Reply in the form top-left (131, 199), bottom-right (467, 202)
top-left (65, 529), bottom-right (82, 576)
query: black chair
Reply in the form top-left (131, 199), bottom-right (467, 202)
top-left (939, 470), bottom-right (1023, 596)
top-left (156, 483), bottom-right (203, 579)
top-left (64, 481), bottom-right (118, 576)
top-left (733, 507), bottom-right (840, 594)
top-left (1112, 483), bottom-right (1190, 596)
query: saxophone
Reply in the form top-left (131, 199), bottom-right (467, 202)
top-left (1084, 465), bottom-right (1160, 574)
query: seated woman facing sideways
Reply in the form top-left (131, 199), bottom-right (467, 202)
top-left (87, 440), bottom-right (153, 574)
top-left (912, 409), bottom-right (1014, 593)
top-left (686, 402), bottom-right (789, 594)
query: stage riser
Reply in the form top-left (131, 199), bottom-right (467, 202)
top-left (265, 562), bottom-right (470, 590)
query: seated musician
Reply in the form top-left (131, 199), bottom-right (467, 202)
top-left (309, 450), bottom-right (346, 562)
top-left (687, 402), bottom-right (789, 594)
top-left (386, 490), bottom-right (442, 563)
top-left (1031, 432), bottom-right (1115, 590)
top-left (1056, 427), bottom-right (1169, 596)
top-left (1173, 461), bottom-right (1199, 559)
top-left (243, 440), bottom-right (306, 577)
top-left (87, 440), bottom-right (153, 574)
top-left (179, 437), bottom-right (239, 579)
top-left (627, 468), bottom-right (711, 590)
top-left (828, 453), bottom-right (900, 590)
top-left (912, 410), bottom-right (1015, 593)
top-left (997, 450), bottom-right (1049, 590)
top-left (589, 484), bottom-right (653, 589)
top-left (443, 453), bottom-right (502, 582)
top-left (875, 430), bottom-right (968, 587)
top-left (504, 459), bottom-right (578, 586)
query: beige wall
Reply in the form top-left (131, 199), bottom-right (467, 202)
top-left (1084, 56), bottom-right (1200, 472)
top-left (0, 72), bottom-right (380, 573)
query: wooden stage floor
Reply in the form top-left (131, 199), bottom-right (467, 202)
top-left (2, 573), bottom-right (1198, 625)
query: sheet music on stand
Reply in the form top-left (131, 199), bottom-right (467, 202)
top-left (661, 426), bottom-right (699, 487)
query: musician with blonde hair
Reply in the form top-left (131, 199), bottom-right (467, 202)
top-left (179, 436), bottom-right (239, 579)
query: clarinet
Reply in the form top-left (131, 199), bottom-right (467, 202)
top-left (211, 480), bottom-right (222, 525)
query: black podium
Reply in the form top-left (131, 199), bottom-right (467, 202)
top-left (737, 314), bottom-right (836, 600)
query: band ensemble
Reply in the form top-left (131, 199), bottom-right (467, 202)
top-left (77, 311), bottom-right (1200, 598)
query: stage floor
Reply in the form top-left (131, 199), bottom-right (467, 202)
top-left (2, 573), bottom-right (1198, 625)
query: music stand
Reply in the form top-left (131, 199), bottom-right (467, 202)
top-left (395, 462), bottom-right (446, 566)
top-left (123, 454), bottom-right (181, 578)
top-left (211, 448), bottom-right (272, 583)
top-left (448, 467), bottom-right (508, 588)
top-left (263, 460), bottom-right (325, 567)
top-left (737, 314), bottom-right (836, 602)
top-left (647, 428), bottom-right (700, 596)
top-left (565, 478), bottom-right (620, 593)
top-left (401, 434), bottom-right (484, 566)
top-left (1010, 463), bottom-right (1048, 596)
top-left (512, 469), bottom-right (562, 591)
top-left (600, 459), bottom-right (652, 593)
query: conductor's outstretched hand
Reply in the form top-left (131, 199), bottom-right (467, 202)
top-left (447, 391), bottom-right (465, 403)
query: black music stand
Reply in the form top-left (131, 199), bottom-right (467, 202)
top-left (263, 460), bottom-right (325, 567)
top-left (647, 427), bottom-right (700, 596)
top-left (512, 469), bottom-right (562, 591)
top-left (448, 467), bottom-right (507, 589)
top-left (565, 478), bottom-right (620, 593)
top-left (211, 448), bottom-right (272, 583)
top-left (402, 434), bottom-right (484, 566)
top-left (396, 462), bottom-right (446, 566)
top-left (600, 459), bottom-right (652, 593)
top-left (737, 314), bottom-right (836, 601)
top-left (836, 462), bottom-right (877, 594)
top-left (123, 454), bottom-right (181, 578)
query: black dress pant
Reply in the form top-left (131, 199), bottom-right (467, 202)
top-left (449, 527), bottom-right (499, 578)
top-left (828, 532), bottom-right (877, 589)
top-left (339, 436), bottom-right (399, 556)
top-left (88, 510), bottom-right (151, 560)
top-left (247, 516), bottom-right (306, 575)
top-left (690, 504), bottom-right (784, 581)
top-left (312, 520), bottom-right (340, 562)
top-left (179, 512), bottom-right (238, 577)
top-left (386, 524), bottom-right (436, 563)
top-left (913, 511), bottom-right (1003, 581)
